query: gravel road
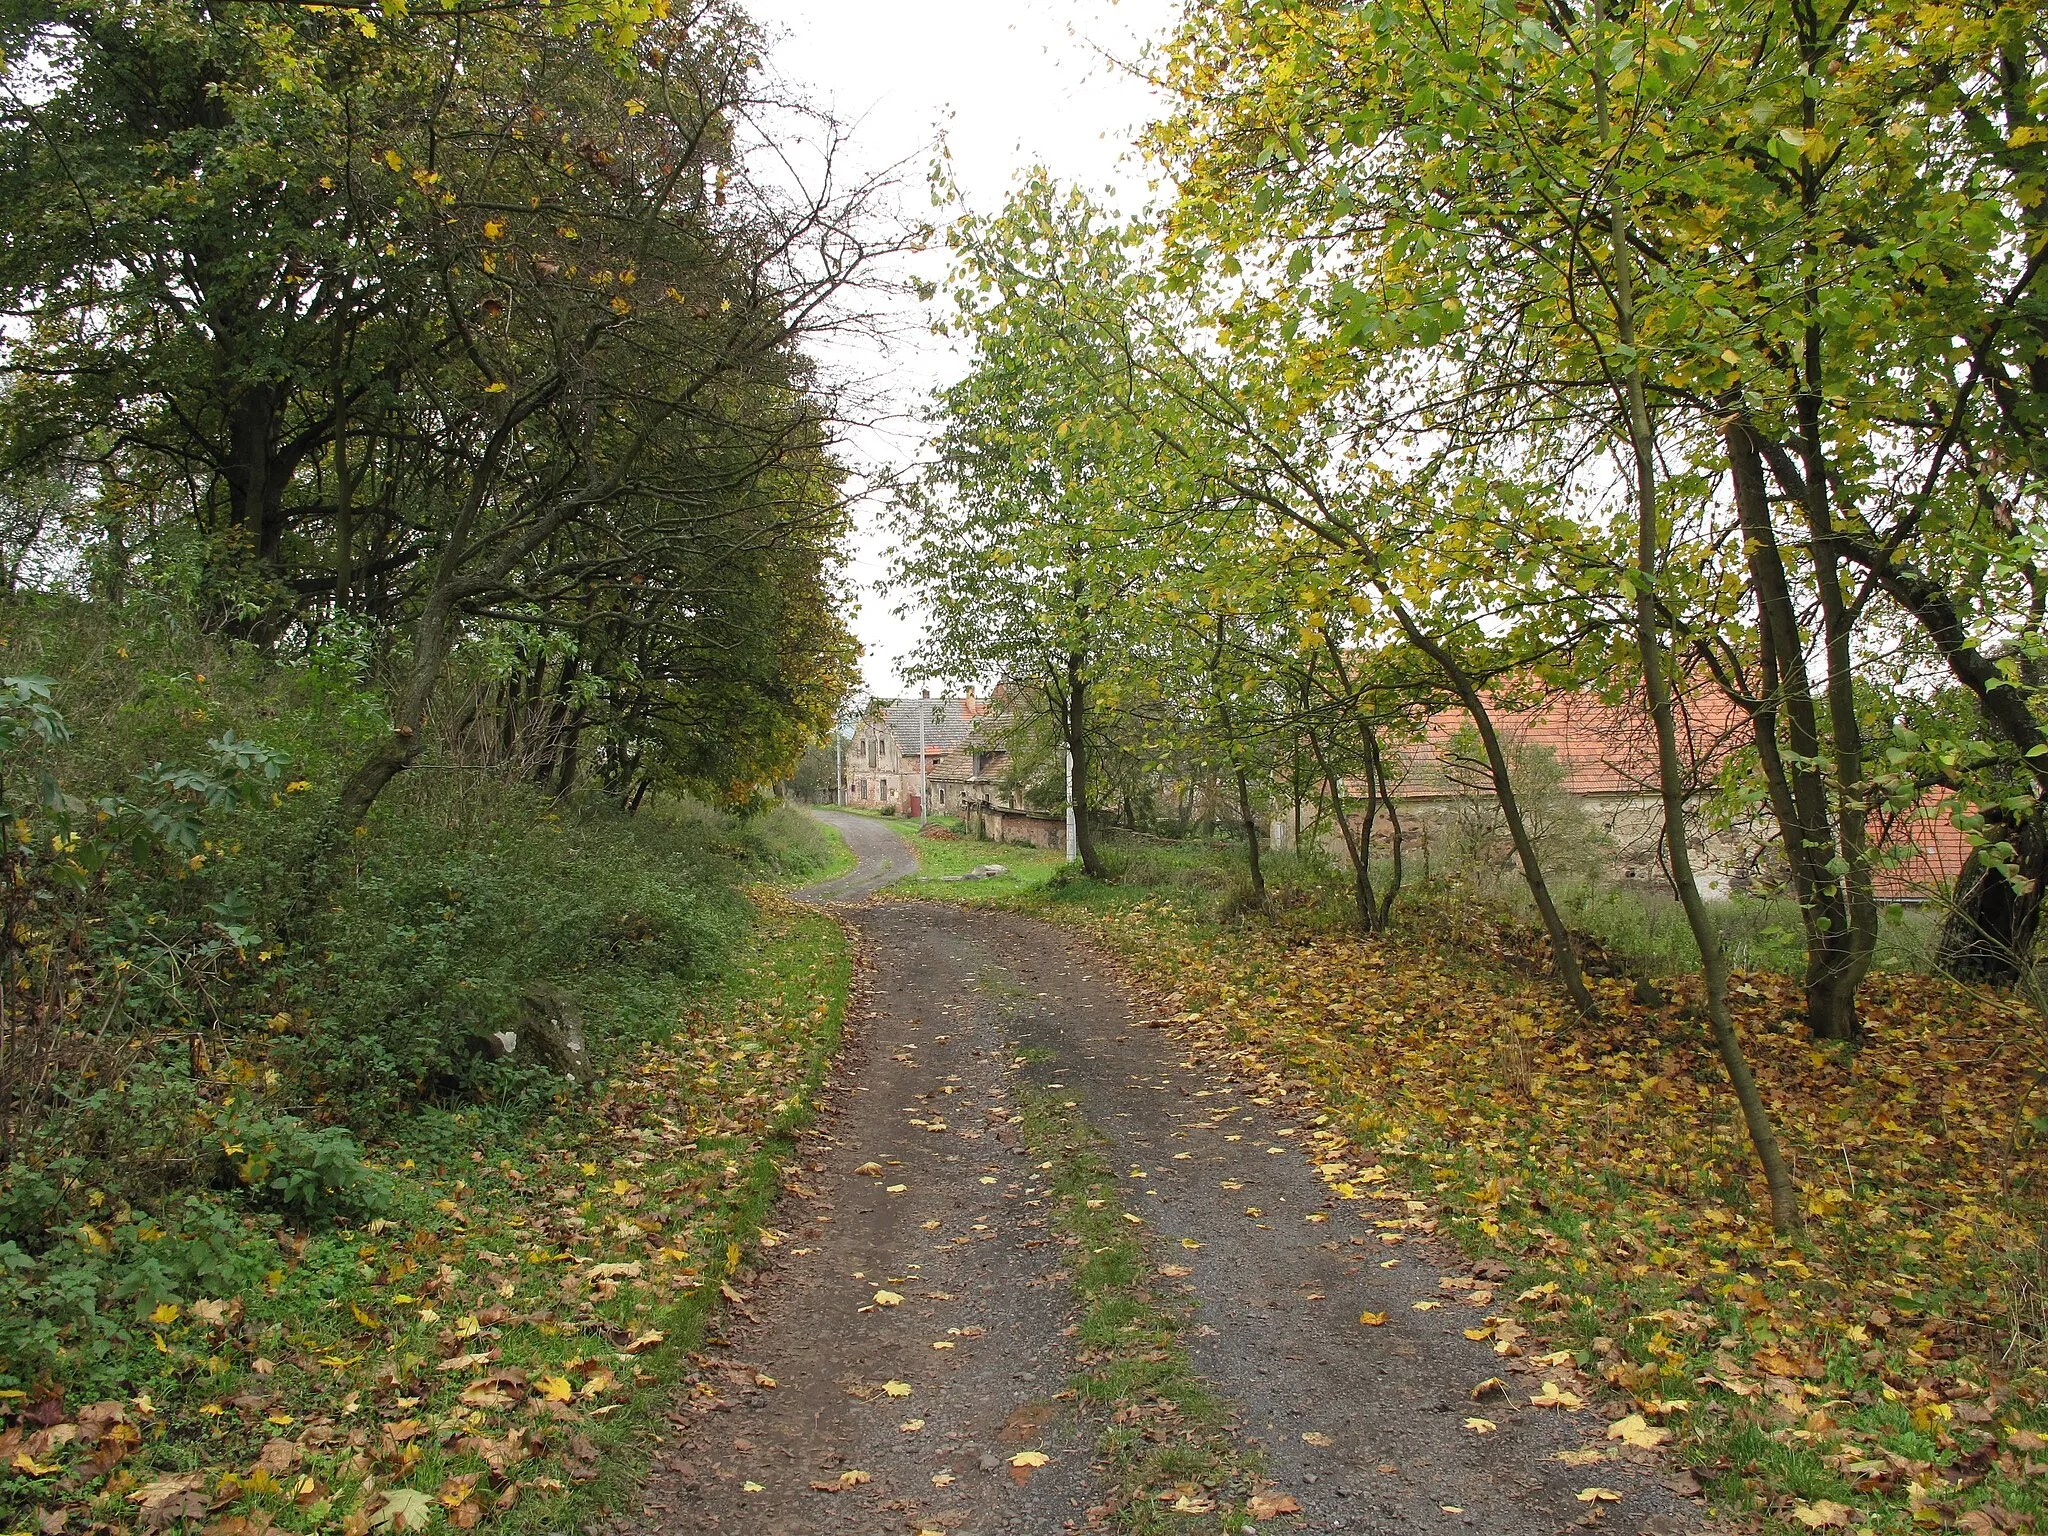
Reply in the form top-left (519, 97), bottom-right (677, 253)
top-left (642, 817), bottom-right (1703, 1536)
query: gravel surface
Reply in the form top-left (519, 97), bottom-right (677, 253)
top-left (642, 820), bottom-right (1706, 1536)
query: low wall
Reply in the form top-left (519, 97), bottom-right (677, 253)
top-left (972, 807), bottom-right (1067, 851)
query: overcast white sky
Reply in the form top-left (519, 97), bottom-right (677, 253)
top-left (744, 0), bottom-right (1181, 700)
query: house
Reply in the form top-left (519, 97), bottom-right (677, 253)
top-left (1317, 690), bottom-right (1974, 901)
top-left (844, 692), bottom-right (1003, 816)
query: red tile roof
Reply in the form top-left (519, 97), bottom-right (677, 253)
top-left (1390, 690), bottom-right (1747, 798)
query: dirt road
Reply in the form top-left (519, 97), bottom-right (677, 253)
top-left (644, 816), bottom-right (1698, 1535)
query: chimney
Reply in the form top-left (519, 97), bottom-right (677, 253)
top-left (921, 689), bottom-right (930, 699)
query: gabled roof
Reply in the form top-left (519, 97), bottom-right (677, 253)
top-left (878, 696), bottom-right (1000, 755)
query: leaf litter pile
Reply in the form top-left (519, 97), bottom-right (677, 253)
top-left (0, 893), bottom-right (849, 1536)
top-left (1046, 894), bottom-right (2048, 1534)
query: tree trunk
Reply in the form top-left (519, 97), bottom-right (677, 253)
top-left (1788, 0), bottom-right (1878, 1041)
top-left (1604, 73), bottom-right (1799, 1231)
top-left (1308, 720), bottom-right (1373, 933)
top-left (1065, 650), bottom-right (1106, 878)
top-left (1938, 805), bottom-right (2048, 983)
top-left (1234, 766), bottom-right (1266, 908)
top-left (1211, 617), bottom-right (1266, 911)
top-left (333, 592), bottom-right (459, 832)
top-left (1367, 726), bottom-right (1404, 929)
top-left (1383, 602), bottom-right (1597, 1016)
top-left (1726, 416), bottom-right (1864, 1040)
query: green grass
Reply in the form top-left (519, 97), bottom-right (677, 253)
top-left (1013, 1085), bottom-right (1257, 1533)
top-left (796, 813), bottom-right (857, 886)
top-left (894, 826), bottom-right (1069, 902)
top-left (0, 894), bottom-right (854, 1536)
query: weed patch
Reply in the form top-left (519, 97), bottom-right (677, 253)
top-left (1013, 1086), bottom-right (1257, 1532)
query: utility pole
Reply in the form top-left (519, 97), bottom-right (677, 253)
top-left (1065, 745), bottom-right (1078, 863)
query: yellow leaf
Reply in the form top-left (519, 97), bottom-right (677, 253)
top-left (485, 382), bottom-right (508, 394)
top-left (383, 150), bottom-right (404, 172)
top-left (1009, 1451), bottom-right (1049, 1468)
top-left (1577, 1487), bottom-right (1623, 1503)
top-left (536, 1376), bottom-right (574, 1402)
top-left (1607, 1414), bottom-right (1672, 1449)
top-left (1530, 1381), bottom-right (1584, 1409)
top-left (150, 1303), bottom-right (180, 1325)
top-left (838, 1468), bottom-right (870, 1486)
top-left (1359, 1311), bottom-right (1388, 1326)
top-left (351, 1303), bottom-right (381, 1328)
top-left (873, 1290), bottom-right (903, 1306)
top-left (741, 1481), bottom-right (764, 1493)
top-left (883, 1381), bottom-right (912, 1397)
top-left (1464, 1418), bottom-right (1497, 1433)
top-left (483, 220), bottom-right (505, 239)
top-left (1791, 1500), bottom-right (1854, 1528)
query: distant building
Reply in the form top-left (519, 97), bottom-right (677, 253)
top-left (845, 692), bottom-right (1006, 817)
top-left (1316, 691), bottom-right (1971, 901)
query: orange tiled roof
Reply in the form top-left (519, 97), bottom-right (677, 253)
top-left (1390, 690), bottom-right (1748, 798)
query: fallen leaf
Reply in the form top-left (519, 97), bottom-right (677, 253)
top-left (437, 1353), bottom-right (491, 1373)
top-left (1170, 1492), bottom-right (1216, 1513)
top-left (369, 1489), bottom-right (435, 1531)
top-left (1159, 1264), bottom-right (1192, 1277)
top-left (883, 1381), bottom-right (912, 1397)
top-left (1471, 1377), bottom-right (1508, 1400)
top-left (854, 1162), bottom-right (884, 1176)
top-left (1360, 1311), bottom-right (1388, 1326)
top-left (872, 1290), bottom-right (903, 1307)
top-left (1247, 1492), bottom-right (1302, 1519)
top-left (1531, 1381), bottom-right (1585, 1409)
top-left (838, 1468), bottom-right (869, 1486)
top-left (1607, 1413), bottom-right (1672, 1449)
top-left (1791, 1500), bottom-right (1854, 1528)
top-left (1302, 1432), bottom-right (1334, 1447)
top-left (1577, 1487), bottom-right (1623, 1503)
top-left (1412, 1300), bottom-right (1442, 1310)
top-left (1009, 1451), bottom-right (1050, 1468)
top-left (741, 1481), bottom-right (764, 1493)
top-left (899, 1419), bottom-right (925, 1432)
top-left (1557, 1448), bottom-right (1607, 1467)
top-left (535, 1376), bottom-right (573, 1403)
top-left (1464, 1418), bottom-right (1498, 1433)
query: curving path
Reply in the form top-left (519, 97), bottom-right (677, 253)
top-left (795, 808), bottom-right (920, 903)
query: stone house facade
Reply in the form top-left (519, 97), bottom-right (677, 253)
top-left (844, 693), bottom-right (1007, 817)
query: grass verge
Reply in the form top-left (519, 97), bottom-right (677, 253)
top-left (1012, 1086), bottom-right (1260, 1533)
top-left (798, 814), bottom-right (858, 887)
top-left (893, 829), bottom-right (1068, 903)
top-left (0, 890), bottom-right (852, 1536)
